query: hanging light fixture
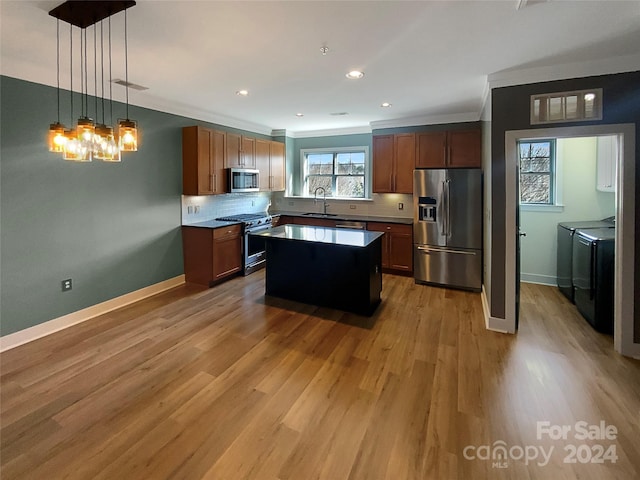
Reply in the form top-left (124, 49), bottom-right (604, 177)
top-left (75, 27), bottom-right (94, 162)
top-left (48, 1), bottom-right (138, 162)
top-left (63, 22), bottom-right (81, 161)
top-left (95, 18), bottom-right (120, 162)
top-left (118, 7), bottom-right (138, 152)
top-left (48, 19), bottom-right (67, 152)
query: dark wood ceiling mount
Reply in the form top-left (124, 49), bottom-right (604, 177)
top-left (49, 1), bottom-right (136, 29)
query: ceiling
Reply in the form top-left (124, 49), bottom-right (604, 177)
top-left (2, 0), bottom-right (639, 136)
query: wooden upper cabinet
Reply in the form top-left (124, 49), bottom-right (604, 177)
top-left (227, 134), bottom-right (256, 168)
top-left (226, 132), bottom-right (242, 168)
top-left (448, 130), bottom-right (481, 168)
top-left (416, 130), bottom-right (480, 168)
top-left (372, 134), bottom-right (415, 194)
top-left (255, 139), bottom-right (271, 190)
top-left (394, 133), bottom-right (415, 194)
top-left (182, 126), bottom-right (226, 195)
top-left (269, 141), bottom-right (285, 191)
top-left (372, 135), bottom-right (395, 193)
top-left (416, 132), bottom-right (447, 168)
top-left (242, 136), bottom-right (256, 168)
top-left (256, 139), bottom-right (285, 192)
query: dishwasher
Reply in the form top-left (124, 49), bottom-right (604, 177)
top-left (334, 220), bottom-right (367, 230)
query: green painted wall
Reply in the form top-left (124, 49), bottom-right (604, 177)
top-left (0, 75), bottom-right (266, 336)
top-left (290, 133), bottom-right (373, 195)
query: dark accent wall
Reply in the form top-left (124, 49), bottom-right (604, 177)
top-left (490, 71), bottom-right (640, 341)
top-left (0, 75), bottom-right (269, 336)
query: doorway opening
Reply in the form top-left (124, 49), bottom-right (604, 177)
top-left (505, 124), bottom-right (636, 356)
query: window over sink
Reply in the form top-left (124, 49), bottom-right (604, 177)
top-left (301, 147), bottom-right (369, 199)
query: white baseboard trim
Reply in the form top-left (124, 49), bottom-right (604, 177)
top-left (481, 286), bottom-right (515, 334)
top-left (0, 275), bottom-right (186, 353)
top-left (520, 273), bottom-right (556, 286)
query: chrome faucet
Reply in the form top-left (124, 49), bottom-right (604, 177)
top-left (314, 186), bottom-right (329, 215)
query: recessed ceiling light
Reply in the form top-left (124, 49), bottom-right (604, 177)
top-left (381, 102), bottom-right (392, 108)
top-left (345, 70), bottom-right (364, 80)
top-left (296, 113), bottom-right (304, 117)
top-left (236, 90), bottom-right (249, 96)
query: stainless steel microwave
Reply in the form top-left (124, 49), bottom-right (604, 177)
top-left (228, 168), bottom-right (259, 193)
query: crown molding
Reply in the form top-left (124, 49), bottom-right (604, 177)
top-left (370, 112), bottom-right (480, 130)
top-left (488, 53), bottom-right (640, 89)
top-left (131, 93), bottom-right (275, 136)
top-left (287, 125), bottom-right (373, 138)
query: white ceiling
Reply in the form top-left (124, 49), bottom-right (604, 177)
top-left (2, 0), bottom-right (639, 136)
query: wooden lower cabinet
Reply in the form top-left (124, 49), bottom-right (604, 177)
top-left (367, 222), bottom-right (413, 275)
top-left (182, 224), bottom-right (242, 286)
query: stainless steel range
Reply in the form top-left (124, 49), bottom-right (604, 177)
top-left (215, 213), bottom-right (272, 275)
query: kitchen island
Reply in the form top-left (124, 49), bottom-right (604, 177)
top-left (251, 225), bottom-right (383, 316)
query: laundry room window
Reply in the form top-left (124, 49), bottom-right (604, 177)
top-left (518, 139), bottom-right (556, 205)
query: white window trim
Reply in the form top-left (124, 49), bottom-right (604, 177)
top-left (518, 138), bottom-right (563, 210)
top-left (299, 146), bottom-right (371, 199)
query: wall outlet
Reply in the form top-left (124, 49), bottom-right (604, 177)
top-left (194, 205), bottom-right (200, 213)
top-left (398, 202), bottom-right (404, 210)
top-left (350, 204), bottom-right (356, 209)
top-left (61, 279), bottom-right (72, 292)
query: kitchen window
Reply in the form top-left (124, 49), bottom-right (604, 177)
top-left (302, 147), bottom-right (368, 198)
top-left (518, 139), bottom-right (557, 205)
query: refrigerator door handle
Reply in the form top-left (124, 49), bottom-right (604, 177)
top-left (589, 243), bottom-right (596, 300)
top-left (440, 181), bottom-right (447, 236)
top-left (445, 179), bottom-right (451, 237)
top-left (416, 245), bottom-right (477, 255)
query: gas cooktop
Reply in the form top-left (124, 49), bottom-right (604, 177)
top-left (215, 213), bottom-right (270, 222)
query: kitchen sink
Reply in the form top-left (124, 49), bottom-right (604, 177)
top-left (302, 212), bottom-right (338, 217)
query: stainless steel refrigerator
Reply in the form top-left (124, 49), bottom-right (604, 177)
top-left (413, 169), bottom-right (482, 291)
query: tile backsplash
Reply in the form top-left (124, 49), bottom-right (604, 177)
top-left (182, 192), bottom-right (413, 224)
top-left (270, 192), bottom-right (413, 218)
top-left (182, 192), bottom-right (272, 224)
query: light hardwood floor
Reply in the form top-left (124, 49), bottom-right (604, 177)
top-left (1, 274), bottom-right (639, 479)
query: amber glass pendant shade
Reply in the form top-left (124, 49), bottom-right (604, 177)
top-left (94, 125), bottom-right (120, 162)
top-left (118, 119), bottom-right (137, 151)
top-left (48, 122), bottom-right (67, 152)
top-left (63, 129), bottom-right (81, 161)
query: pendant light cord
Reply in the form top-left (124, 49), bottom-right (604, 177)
top-left (84, 28), bottom-right (88, 118)
top-left (56, 19), bottom-right (60, 123)
top-left (94, 24), bottom-right (98, 123)
top-left (108, 16), bottom-right (113, 125)
top-left (100, 21), bottom-right (105, 125)
top-left (69, 24), bottom-right (73, 124)
top-left (124, 8), bottom-right (129, 120)
top-left (79, 28), bottom-right (83, 118)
